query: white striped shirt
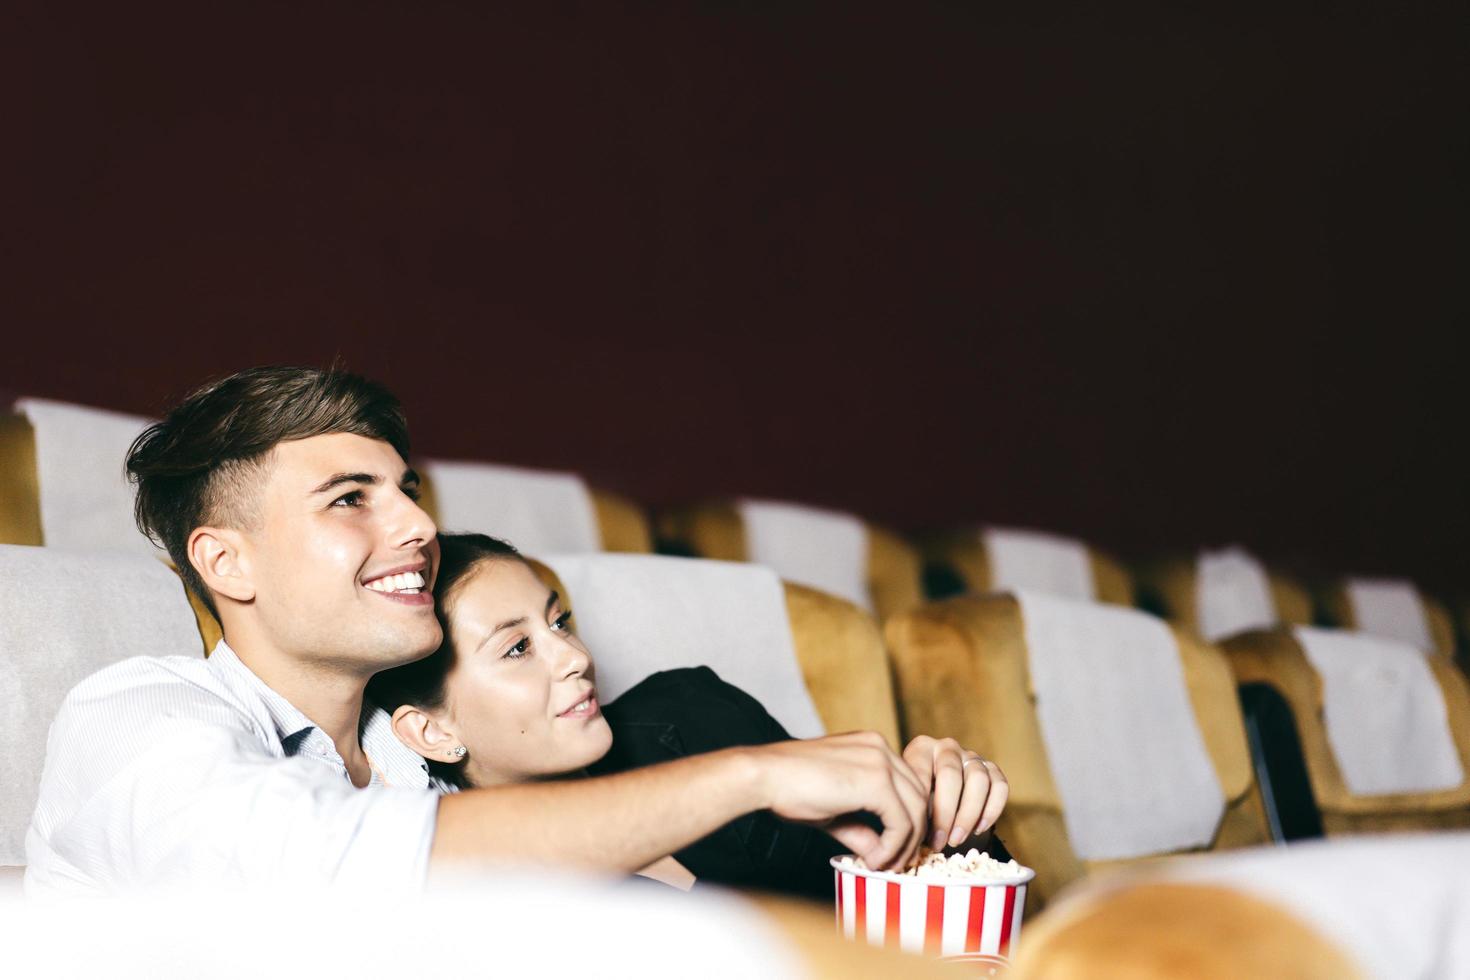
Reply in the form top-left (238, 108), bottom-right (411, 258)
top-left (25, 641), bottom-right (440, 895)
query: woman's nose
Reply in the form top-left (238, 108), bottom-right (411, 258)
top-left (556, 635), bottom-right (590, 679)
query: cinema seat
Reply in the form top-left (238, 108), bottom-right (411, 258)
top-left (0, 545), bottom-right (211, 873)
top-left (1220, 626), bottom-right (1470, 836)
top-left (0, 398), bottom-right (158, 554)
top-left (0, 399), bottom-right (654, 556)
top-left (1320, 576), bottom-right (1457, 658)
top-left (1459, 599), bottom-right (1470, 676)
top-left (179, 549), bottom-right (904, 749)
top-left (1140, 548), bottom-right (1312, 643)
top-left (1010, 882), bottom-right (1362, 980)
top-left (924, 527), bottom-right (1135, 606)
top-left (418, 459), bottom-right (653, 555)
top-left (655, 500), bottom-right (923, 621)
top-left (1010, 832), bottom-right (1470, 980)
top-left (884, 594), bottom-right (1270, 909)
top-left (528, 553), bottom-right (903, 748)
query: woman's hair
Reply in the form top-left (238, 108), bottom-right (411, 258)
top-left (366, 531), bottom-right (524, 786)
top-left (125, 365), bottom-right (409, 617)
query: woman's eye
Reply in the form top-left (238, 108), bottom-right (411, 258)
top-left (505, 637), bottom-right (532, 659)
top-left (331, 490), bottom-right (365, 508)
top-left (551, 612), bottom-right (573, 633)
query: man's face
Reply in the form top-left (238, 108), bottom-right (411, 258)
top-left (242, 432), bottom-right (441, 673)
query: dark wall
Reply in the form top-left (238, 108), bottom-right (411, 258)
top-left (2, 3), bottom-right (1465, 591)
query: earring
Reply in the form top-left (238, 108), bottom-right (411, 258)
top-left (451, 745), bottom-right (467, 759)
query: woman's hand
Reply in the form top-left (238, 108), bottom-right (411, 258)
top-left (902, 735), bottom-right (1009, 851)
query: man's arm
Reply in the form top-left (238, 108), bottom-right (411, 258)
top-left (433, 731), bottom-right (930, 877)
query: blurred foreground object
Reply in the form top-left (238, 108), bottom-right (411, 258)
top-left (0, 875), bottom-right (957, 979)
top-left (1010, 832), bottom-right (1470, 980)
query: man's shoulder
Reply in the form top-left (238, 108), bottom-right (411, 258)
top-left (65, 654), bottom-right (218, 701)
top-left (56, 654), bottom-right (260, 734)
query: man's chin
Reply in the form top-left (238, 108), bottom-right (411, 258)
top-left (365, 624), bottom-right (444, 671)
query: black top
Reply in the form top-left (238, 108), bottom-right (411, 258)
top-left (587, 665), bottom-right (1010, 898)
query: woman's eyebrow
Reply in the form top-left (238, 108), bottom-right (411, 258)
top-left (479, 591), bottom-right (563, 649)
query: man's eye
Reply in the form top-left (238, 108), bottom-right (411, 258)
top-left (551, 612), bottom-right (573, 633)
top-left (402, 484), bottom-right (422, 503)
top-left (331, 490), bottom-right (365, 508)
top-left (505, 637), bottom-right (532, 659)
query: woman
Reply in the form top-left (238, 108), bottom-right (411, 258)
top-left (368, 532), bottom-right (1010, 896)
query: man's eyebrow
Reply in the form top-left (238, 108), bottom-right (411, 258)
top-left (310, 472), bottom-right (381, 495)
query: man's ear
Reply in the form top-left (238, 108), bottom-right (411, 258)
top-left (188, 526), bottom-right (255, 604)
top-left (391, 704), bottom-right (463, 763)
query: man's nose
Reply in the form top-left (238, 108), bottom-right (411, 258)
top-left (391, 489), bottom-right (438, 549)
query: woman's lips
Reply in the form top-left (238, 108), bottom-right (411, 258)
top-left (557, 694), bottom-right (600, 719)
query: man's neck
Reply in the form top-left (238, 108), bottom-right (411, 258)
top-left (222, 627), bottom-right (372, 780)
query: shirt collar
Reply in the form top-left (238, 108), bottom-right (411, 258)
top-left (207, 639), bottom-right (432, 789)
top-left (207, 639), bottom-right (318, 745)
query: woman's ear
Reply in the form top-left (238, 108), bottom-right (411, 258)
top-left (391, 704), bottom-right (466, 763)
top-left (188, 526), bottom-right (255, 604)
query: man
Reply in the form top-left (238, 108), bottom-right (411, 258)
top-left (26, 366), bottom-right (1007, 892)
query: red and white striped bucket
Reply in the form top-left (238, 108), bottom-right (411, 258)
top-left (830, 856), bottom-right (1034, 968)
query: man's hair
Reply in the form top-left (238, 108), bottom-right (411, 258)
top-left (367, 532), bottom-right (525, 788)
top-left (126, 365), bottom-right (410, 617)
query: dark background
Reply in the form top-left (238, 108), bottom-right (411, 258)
top-left (2, 3), bottom-right (1465, 592)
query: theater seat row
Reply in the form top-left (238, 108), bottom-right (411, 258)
top-left (3, 396), bottom-right (1461, 656)
top-left (0, 540), bottom-right (1270, 911)
top-left (4, 394), bottom-right (1468, 912)
top-left (0, 397), bottom-right (654, 556)
top-left (0, 544), bottom-right (900, 869)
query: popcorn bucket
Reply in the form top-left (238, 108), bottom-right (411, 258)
top-left (830, 856), bottom-right (1034, 970)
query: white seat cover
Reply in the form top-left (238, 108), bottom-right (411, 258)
top-left (0, 874), bottom-right (805, 977)
top-left (423, 459), bottom-right (601, 554)
top-left (1346, 577), bottom-right (1433, 652)
top-left (1017, 591), bottom-right (1224, 860)
top-left (541, 554), bottom-right (825, 739)
top-left (1195, 546), bottom-right (1277, 641)
top-left (0, 545), bottom-right (203, 866)
top-left (984, 527), bottom-right (1095, 601)
top-left (1293, 626), bottom-right (1463, 796)
top-left (737, 498), bottom-right (871, 612)
top-left (1168, 832), bottom-right (1470, 980)
top-left (14, 398), bottom-right (160, 556)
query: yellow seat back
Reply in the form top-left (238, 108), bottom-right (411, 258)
top-left (1321, 580), bottom-right (1457, 659)
top-left (925, 530), bottom-right (1135, 606)
top-left (531, 556), bottom-right (901, 748)
top-left (1222, 627), bottom-right (1470, 835)
top-left (884, 594), bottom-right (1268, 908)
top-left (1140, 554), bottom-right (1312, 637)
top-left (657, 502), bottom-right (923, 621)
top-left (417, 469), bottom-right (652, 554)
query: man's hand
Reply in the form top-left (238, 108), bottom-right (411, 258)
top-left (902, 736), bottom-right (1009, 851)
top-left (745, 730), bottom-right (930, 872)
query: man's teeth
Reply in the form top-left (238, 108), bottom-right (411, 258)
top-left (566, 698), bottom-right (591, 714)
top-left (365, 571), bottom-right (426, 594)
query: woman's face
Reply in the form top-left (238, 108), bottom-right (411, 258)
top-left (436, 559), bottom-right (613, 786)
